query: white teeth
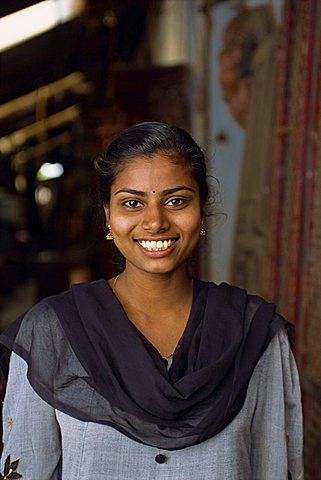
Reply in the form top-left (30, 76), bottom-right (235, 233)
top-left (138, 239), bottom-right (175, 251)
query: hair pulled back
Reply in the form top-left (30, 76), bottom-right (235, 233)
top-left (94, 121), bottom-right (209, 210)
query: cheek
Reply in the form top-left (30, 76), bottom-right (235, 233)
top-left (188, 207), bottom-right (202, 229)
top-left (179, 212), bottom-right (202, 241)
top-left (110, 213), bottom-right (136, 235)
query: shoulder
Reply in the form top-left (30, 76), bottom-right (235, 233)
top-left (200, 279), bottom-right (275, 317)
top-left (10, 278), bottom-right (111, 349)
top-left (0, 301), bottom-right (67, 368)
top-left (14, 279), bottom-right (108, 332)
top-left (202, 280), bottom-right (290, 318)
top-left (17, 300), bottom-right (64, 338)
top-left (254, 326), bottom-right (297, 386)
top-left (200, 279), bottom-right (294, 348)
top-left (262, 326), bottom-right (292, 360)
top-left (0, 281), bottom-right (88, 361)
top-left (0, 301), bottom-right (61, 352)
top-left (201, 279), bottom-right (265, 305)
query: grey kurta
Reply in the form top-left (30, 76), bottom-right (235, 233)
top-left (1, 328), bottom-right (303, 479)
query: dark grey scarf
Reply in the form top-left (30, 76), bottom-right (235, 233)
top-left (0, 279), bottom-right (293, 449)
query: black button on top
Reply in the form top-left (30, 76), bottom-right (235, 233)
top-left (155, 454), bottom-right (167, 464)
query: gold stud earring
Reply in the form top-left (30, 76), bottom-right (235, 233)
top-left (200, 223), bottom-right (206, 237)
top-left (106, 224), bottom-right (113, 241)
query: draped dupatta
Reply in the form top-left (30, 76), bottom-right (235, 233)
top-left (0, 279), bottom-right (293, 449)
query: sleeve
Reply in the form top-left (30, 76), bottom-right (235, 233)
top-left (1, 352), bottom-right (62, 479)
top-left (250, 327), bottom-right (304, 480)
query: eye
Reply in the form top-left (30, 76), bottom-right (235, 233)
top-left (123, 199), bottom-right (143, 209)
top-left (165, 197), bottom-right (186, 207)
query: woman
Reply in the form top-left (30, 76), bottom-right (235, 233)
top-left (0, 122), bottom-right (303, 479)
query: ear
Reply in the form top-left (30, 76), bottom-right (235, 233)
top-left (103, 204), bottom-right (109, 224)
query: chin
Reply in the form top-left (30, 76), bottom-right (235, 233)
top-left (140, 260), bottom-right (188, 276)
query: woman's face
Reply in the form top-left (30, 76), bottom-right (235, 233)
top-left (105, 154), bottom-right (202, 276)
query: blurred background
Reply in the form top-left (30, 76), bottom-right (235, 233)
top-left (0, 0), bottom-right (320, 477)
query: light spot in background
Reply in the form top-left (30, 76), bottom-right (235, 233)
top-left (15, 174), bottom-right (27, 193)
top-left (35, 185), bottom-right (52, 206)
top-left (36, 162), bottom-right (64, 181)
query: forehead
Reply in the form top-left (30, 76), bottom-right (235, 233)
top-left (111, 154), bottom-right (197, 191)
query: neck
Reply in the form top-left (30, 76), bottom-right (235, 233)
top-left (114, 265), bottom-right (193, 309)
top-left (110, 265), bottom-right (194, 357)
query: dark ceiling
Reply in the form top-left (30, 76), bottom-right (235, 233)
top-left (1, 20), bottom-right (82, 103)
top-left (0, 0), bottom-right (146, 160)
top-left (1, 0), bottom-right (145, 103)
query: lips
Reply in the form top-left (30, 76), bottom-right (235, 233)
top-left (137, 239), bottom-right (177, 252)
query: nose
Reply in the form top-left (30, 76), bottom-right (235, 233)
top-left (142, 204), bottom-right (169, 233)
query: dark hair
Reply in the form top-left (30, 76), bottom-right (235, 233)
top-left (94, 121), bottom-right (209, 210)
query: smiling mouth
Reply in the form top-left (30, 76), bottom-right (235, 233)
top-left (137, 239), bottom-right (177, 252)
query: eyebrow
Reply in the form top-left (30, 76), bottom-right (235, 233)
top-left (114, 186), bottom-right (195, 196)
